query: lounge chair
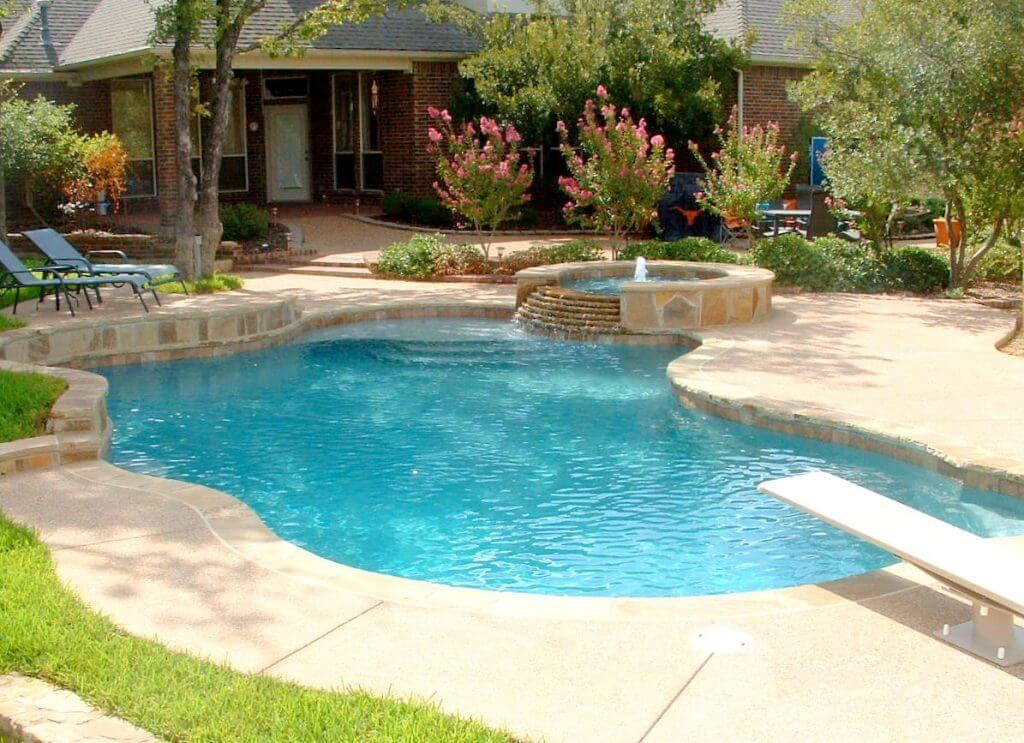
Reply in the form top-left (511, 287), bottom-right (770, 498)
top-left (22, 228), bottom-right (188, 298)
top-left (0, 240), bottom-right (153, 316)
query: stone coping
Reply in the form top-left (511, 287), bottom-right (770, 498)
top-left (0, 675), bottom-right (157, 743)
top-left (0, 360), bottom-right (110, 477)
top-left (515, 260), bottom-right (774, 288)
top-left (1, 297), bottom-right (1023, 620)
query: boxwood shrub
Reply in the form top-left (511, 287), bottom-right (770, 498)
top-left (881, 247), bottom-right (949, 293)
top-left (499, 239), bottom-right (604, 273)
top-left (220, 203), bottom-right (270, 241)
top-left (620, 238), bottom-right (739, 264)
top-left (374, 234), bottom-right (445, 279)
top-left (747, 233), bottom-right (839, 291)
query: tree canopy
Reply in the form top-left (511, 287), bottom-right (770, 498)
top-left (441, 0), bottom-right (745, 144)
top-left (788, 0), bottom-right (1024, 285)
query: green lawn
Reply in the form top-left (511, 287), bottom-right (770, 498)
top-left (0, 313), bottom-right (26, 332)
top-left (157, 273), bottom-right (244, 295)
top-left (0, 370), bottom-right (67, 443)
top-left (0, 511), bottom-right (513, 742)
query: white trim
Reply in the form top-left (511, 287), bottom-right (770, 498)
top-left (111, 77), bottom-right (156, 199)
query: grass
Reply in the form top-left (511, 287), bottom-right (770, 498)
top-left (0, 511), bottom-right (513, 742)
top-left (157, 273), bottom-right (245, 295)
top-left (0, 370), bottom-right (67, 443)
top-left (0, 314), bottom-right (26, 332)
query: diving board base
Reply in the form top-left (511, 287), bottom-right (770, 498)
top-left (936, 602), bottom-right (1024, 667)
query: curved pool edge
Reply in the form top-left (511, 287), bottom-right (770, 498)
top-left (1, 298), bottom-right (1023, 620)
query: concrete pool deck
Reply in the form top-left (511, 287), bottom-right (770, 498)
top-left (1, 274), bottom-right (1024, 740)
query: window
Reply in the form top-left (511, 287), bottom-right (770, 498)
top-left (360, 73), bottom-right (384, 191)
top-left (263, 76), bottom-right (309, 100)
top-left (111, 79), bottom-right (155, 197)
top-left (333, 74), bottom-right (357, 190)
top-left (189, 84), bottom-right (249, 193)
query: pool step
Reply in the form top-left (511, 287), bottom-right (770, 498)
top-left (516, 284), bottom-right (624, 337)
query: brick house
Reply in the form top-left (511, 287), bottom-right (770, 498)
top-left (0, 0), bottom-right (827, 234)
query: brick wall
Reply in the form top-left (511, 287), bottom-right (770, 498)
top-left (381, 70), bottom-right (415, 196)
top-left (409, 61), bottom-right (459, 198)
top-left (151, 69), bottom-right (179, 236)
top-left (740, 65), bottom-right (811, 183)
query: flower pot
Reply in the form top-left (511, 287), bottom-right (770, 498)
top-left (934, 218), bottom-right (961, 248)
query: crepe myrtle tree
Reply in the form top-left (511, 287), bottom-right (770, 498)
top-left (152, 0), bottom-right (400, 278)
top-left (688, 108), bottom-right (796, 251)
top-left (557, 86), bottom-right (675, 258)
top-left (427, 108), bottom-right (533, 259)
top-left (788, 0), bottom-right (1024, 287)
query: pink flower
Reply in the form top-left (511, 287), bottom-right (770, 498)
top-left (651, 135), bottom-right (665, 149)
top-left (428, 128), bottom-right (443, 143)
top-left (596, 85), bottom-right (609, 100)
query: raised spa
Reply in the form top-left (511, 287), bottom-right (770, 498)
top-left (516, 260), bottom-right (774, 334)
top-left (98, 319), bottom-right (1024, 598)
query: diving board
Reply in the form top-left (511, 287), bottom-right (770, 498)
top-left (759, 471), bottom-right (1024, 667)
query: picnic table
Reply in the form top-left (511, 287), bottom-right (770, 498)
top-left (760, 208), bottom-right (811, 237)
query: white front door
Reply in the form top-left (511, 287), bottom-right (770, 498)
top-left (265, 104), bottom-right (311, 202)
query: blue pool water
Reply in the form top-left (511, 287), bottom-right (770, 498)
top-left (99, 319), bottom-right (1024, 597)
top-left (561, 275), bottom-right (696, 295)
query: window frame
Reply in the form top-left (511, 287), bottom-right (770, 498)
top-left (331, 72), bottom-right (358, 192)
top-left (262, 75), bottom-right (310, 101)
top-left (191, 82), bottom-right (251, 194)
top-left (358, 72), bottom-right (384, 194)
top-left (111, 78), bottom-right (157, 199)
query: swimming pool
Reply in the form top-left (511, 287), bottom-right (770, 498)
top-left (99, 318), bottom-right (1024, 597)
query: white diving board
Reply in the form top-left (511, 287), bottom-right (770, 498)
top-left (759, 471), bottom-right (1024, 666)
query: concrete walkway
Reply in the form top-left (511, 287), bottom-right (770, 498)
top-left (2, 275), bottom-right (1024, 741)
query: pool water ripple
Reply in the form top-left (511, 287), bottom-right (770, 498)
top-left (99, 319), bottom-right (1024, 597)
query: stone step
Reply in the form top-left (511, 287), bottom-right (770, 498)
top-left (519, 303), bottom-right (622, 325)
top-left (524, 296), bottom-right (621, 317)
top-left (537, 285), bottom-right (621, 304)
top-left (516, 307), bottom-right (622, 332)
top-left (516, 316), bottom-right (624, 336)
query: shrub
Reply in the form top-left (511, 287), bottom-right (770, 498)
top-left (433, 243), bottom-right (489, 276)
top-left (976, 239), bottom-right (1022, 283)
top-left (882, 247), bottom-right (949, 293)
top-left (220, 203), bottom-right (269, 241)
top-left (382, 191), bottom-right (416, 220)
top-left (621, 237), bottom-right (739, 264)
top-left (374, 234), bottom-right (444, 279)
top-left (499, 239), bottom-right (604, 273)
top-left (815, 237), bottom-right (890, 293)
top-left (412, 198), bottom-right (454, 227)
top-left (747, 234), bottom-right (838, 291)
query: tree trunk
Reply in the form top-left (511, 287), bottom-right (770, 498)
top-left (197, 22), bottom-right (242, 278)
top-left (171, 39), bottom-right (197, 280)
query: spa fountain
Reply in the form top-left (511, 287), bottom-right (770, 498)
top-left (515, 258), bottom-right (775, 339)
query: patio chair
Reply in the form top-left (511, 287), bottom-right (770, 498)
top-left (0, 240), bottom-right (153, 316)
top-left (22, 229), bottom-right (188, 300)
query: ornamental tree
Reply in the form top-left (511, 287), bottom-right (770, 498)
top-left (688, 108), bottom-right (797, 250)
top-left (788, 0), bottom-right (1024, 287)
top-left (428, 108), bottom-right (534, 258)
top-left (63, 133), bottom-right (129, 210)
top-left (557, 87), bottom-right (675, 258)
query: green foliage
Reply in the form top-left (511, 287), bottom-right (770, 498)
top-left (0, 93), bottom-right (83, 185)
top-left (0, 370), bottom-right (67, 443)
top-left (374, 234), bottom-right (450, 279)
top-left (219, 203), bottom-right (270, 241)
top-left (433, 243), bottom-right (490, 276)
top-left (788, 0), bottom-right (1024, 286)
top-left (976, 239), bottom-right (1023, 283)
top-left (0, 314), bottom-right (26, 332)
top-left (453, 0), bottom-right (744, 144)
top-left (748, 235), bottom-right (950, 293)
top-left (748, 234), bottom-right (838, 291)
top-left (157, 273), bottom-right (244, 295)
top-left (881, 248), bottom-right (950, 293)
top-left (382, 193), bottom-right (454, 227)
top-left (499, 239), bottom-right (604, 272)
top-left (621, 237), bottom-right (739, 264)
top-left (0, 511), bottom-right (513, 742)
